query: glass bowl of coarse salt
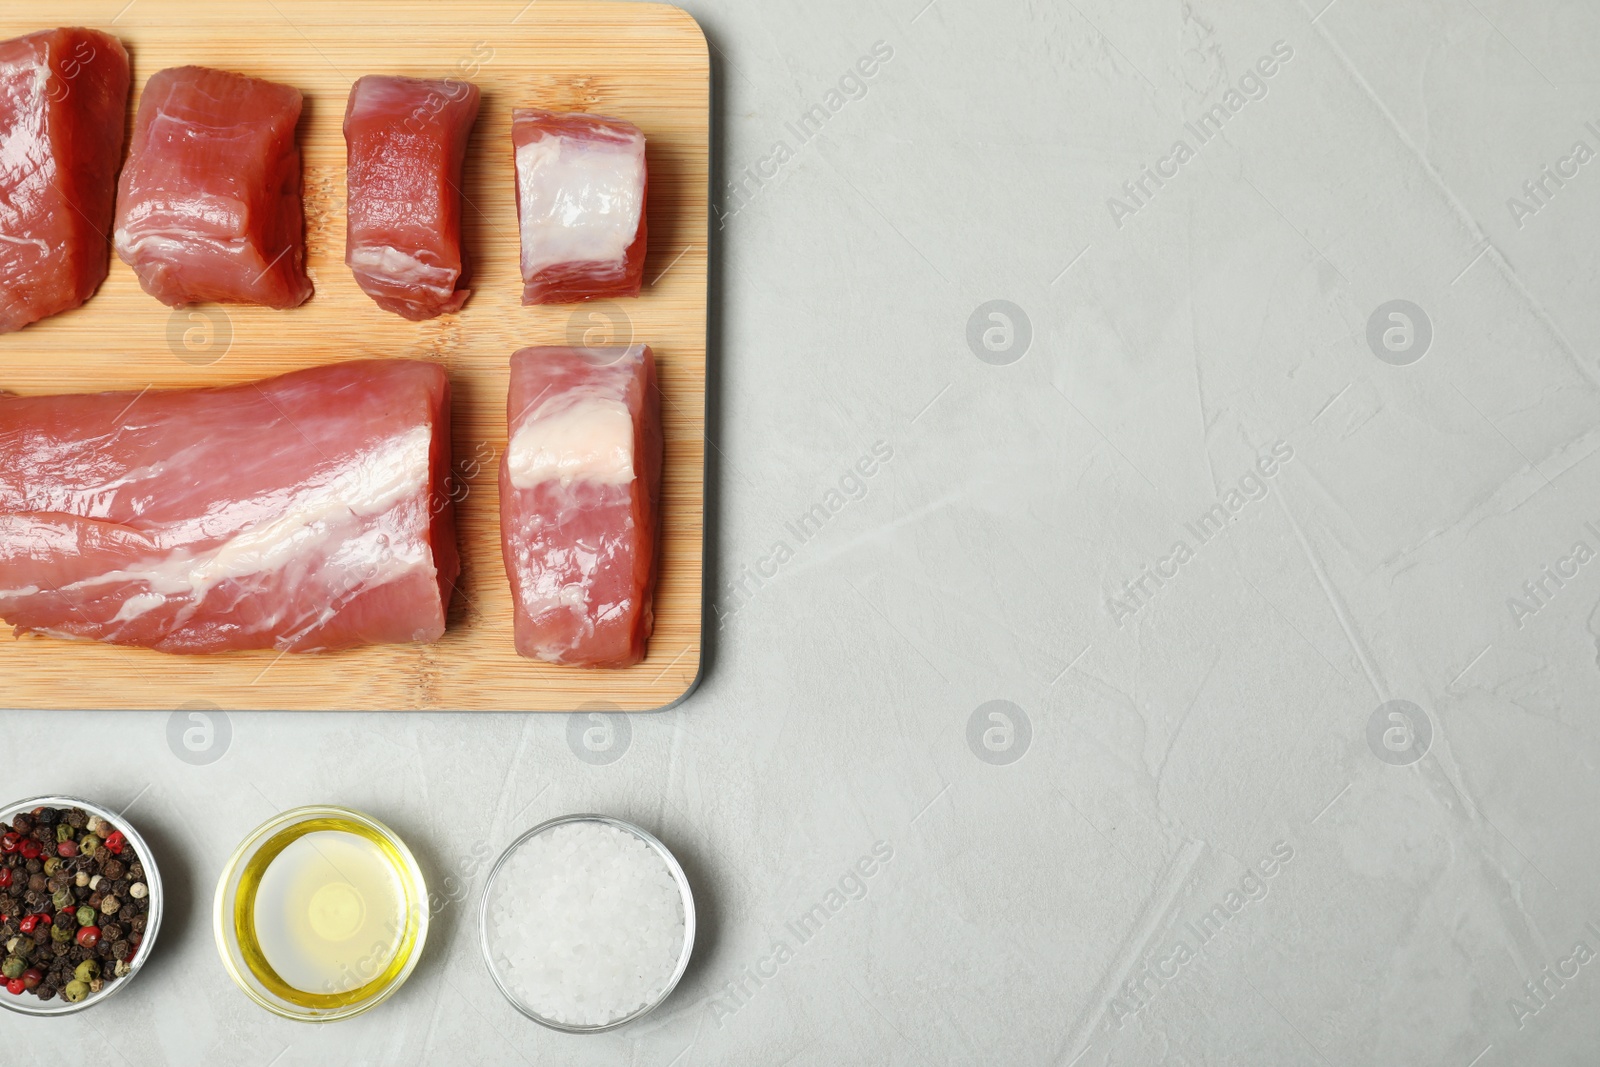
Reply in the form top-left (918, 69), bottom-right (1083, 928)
top-left (478, 814), bottom-right (695, 1032)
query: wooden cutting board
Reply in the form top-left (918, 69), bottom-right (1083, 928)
top-left (0, 0), bottom-right (708, 712)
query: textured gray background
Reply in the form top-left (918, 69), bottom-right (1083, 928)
top-left (7, 0), bottom-right (1600, 1063)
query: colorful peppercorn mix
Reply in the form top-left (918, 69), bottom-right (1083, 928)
top-left (0, 807), bottom-right (150, 1003)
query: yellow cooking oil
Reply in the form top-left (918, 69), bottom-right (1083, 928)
top-left (231, 816), bottom-right (420, 1009)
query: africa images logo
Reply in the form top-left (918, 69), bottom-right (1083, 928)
top-left (1103, 841), bottom-right (1296, 1030)
top-left (1106, 40), bottom-right (1295, 229)
top-left (1103, 441), bottom-right (1294, 626)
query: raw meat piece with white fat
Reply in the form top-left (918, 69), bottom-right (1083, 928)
top-left (500, 345), bottom-right (661, 667)
top-left (344, 75), bottom-right (480, 319)
top-left (0, 27), bottom-right (129, 333)
top-left (0, 360), bottom-right (458, 653)
top-left (512, 109), bottom-right (647, 305)
top-left (114, 66), bottom-right (312, 309)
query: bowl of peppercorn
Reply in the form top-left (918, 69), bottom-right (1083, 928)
top-left (0, 796), bottom-right (162, 1015)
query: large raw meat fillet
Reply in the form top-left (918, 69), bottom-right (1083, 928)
top-left (512, 110), bottom-right (647, 305)
top-left (0, 360), bottom-right (459, 653)
top-left (500, 345), bottom-right (661, 667)
top-left (0, 28), bottom-right (130, 334)
top-left (344, 75), bottom-right (480, 320)
top-left (114, 66), bottom-right (312, 309)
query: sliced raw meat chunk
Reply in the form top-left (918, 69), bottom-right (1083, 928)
top-left (512, 109), bottom-right (647, 305)
top-left (0, 28), bottom-right (130, 333)
top-left (0, 360), bottom-right (459, 654)
top-left (500, 345), bottom-right (661, 667)
top-left (114, 66), bottom-right (312, 309)
top-left (344, 75), bottom-right (480, 320)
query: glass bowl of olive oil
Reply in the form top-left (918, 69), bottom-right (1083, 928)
top-left (213, 806), bottom-right (428, 1021)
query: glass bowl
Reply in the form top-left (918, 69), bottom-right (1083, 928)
top-left (478, 813), bottom-right (696, 1032)
top-left (213, 805), bottom-right (428, 1022)
top-left (0, 794), bottom-right (164, 1016)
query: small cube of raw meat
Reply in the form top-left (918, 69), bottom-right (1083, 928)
top-left (114, 66), bottom-right (312, 309)
top-left (513, 109), bottom-right (647, 305)
top-left (500, 345), bottom-right (662, 666)
top-left (0, 28), bottom-right (130, 333)
top-left (344, 75), bottom-right (481, 320)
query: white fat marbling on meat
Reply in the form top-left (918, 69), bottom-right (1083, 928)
top-left (349, 245), bottom-right (456, 297)
top-left (507, 395), bottom-right (635, 489)
top-left (516, 129), bottom-right (645, 279)
top-left (9, 426), bottom-right (436, 618)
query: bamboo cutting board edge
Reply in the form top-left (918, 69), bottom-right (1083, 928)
top-left (0, 1), bottom-right (710, 713)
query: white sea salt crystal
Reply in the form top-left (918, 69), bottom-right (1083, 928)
top-left (489, 821), bottom-right (687, 1027)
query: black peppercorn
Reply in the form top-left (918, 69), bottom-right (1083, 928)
top-left (64, 810), bottom-right (86, 830)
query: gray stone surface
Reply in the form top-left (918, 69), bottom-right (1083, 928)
top-left (7, 0), bottom-right (1600, 1063)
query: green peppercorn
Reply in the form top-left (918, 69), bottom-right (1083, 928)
top-left (54, 824), bottom-right (72, 844)
top-left (12, 939), bottom-right (32, 961)
top-left (50, 924), bottom-right (71, 944)
top-left (52, 888), bottom-right (72, 911)
top-left (74, 959), bottom-right (99, 982)
top-left (1, 956), bottom-right (24, 979)
top-left (61, 979), bottom-right (88, 1002)
top-left (75, 906), bottom-right (95, 927)
top-left (79, 835), bottom-right (100, 857)
top-left (42, 857), bottom-right (60, 876)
